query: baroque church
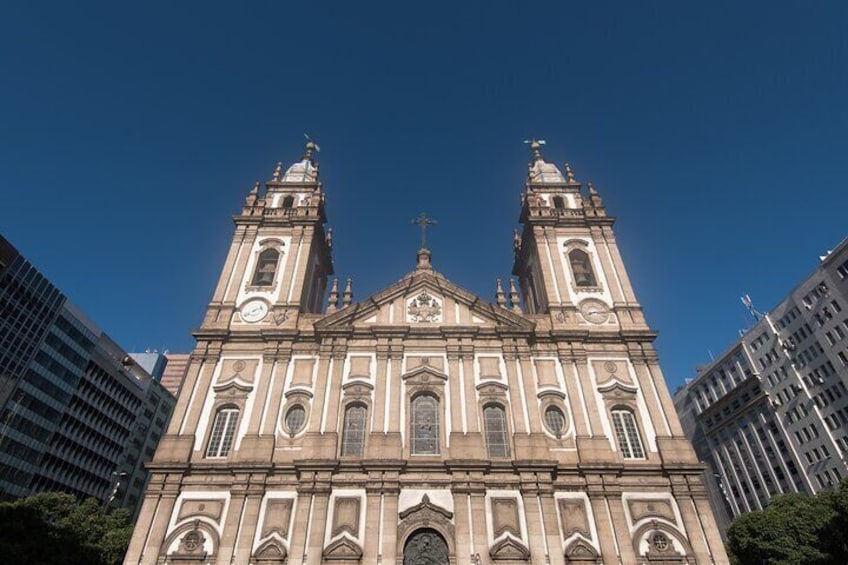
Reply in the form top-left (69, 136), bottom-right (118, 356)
top-left (125, 141), bottom-right (728, 564)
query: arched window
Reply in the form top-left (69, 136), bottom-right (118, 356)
top-left (251, 248), bottom-right (280, 286)
top-left (285, 404), bottom-right (306, 436)
top-left (610, 408), bottom-right (645, 459)
top-left (281, 195), bottom-right (295, 208)
top-left (552, 196), bottom-right (565, 209)
top-left (568, 249), bottom-right (597, 287)
top-left (206, 407), bottom-right (239, 458)
top-left (341, 404), bottom-right (367, 457)
top-left (544, 406), bottom-right (566, 437)
top-left (483, 404), bottom-right (510, 458)
top-left (411, 394), bottom-right (439, 455)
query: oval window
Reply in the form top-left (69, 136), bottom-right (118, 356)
top-left (544, 406), bottom-right (566, 436)
top-left (285, 405), bottom-right (306, 435)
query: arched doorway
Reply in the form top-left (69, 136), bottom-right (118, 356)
top-left (403, 528), bottom-right (449, 565)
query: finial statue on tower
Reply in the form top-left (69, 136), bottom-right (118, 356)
top-left (564, 163), bottom-right (576, 183)
top-left (303, 133), bottom-right (320, 163)
top-left (523, 138), bottom-right (546, 162)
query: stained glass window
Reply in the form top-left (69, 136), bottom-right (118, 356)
top-left (411, 394), bottom-right (439, 454)
top-left (484, 404), bottom-right (510, 458)
top-left (341, 404), bottom-right (367, 457)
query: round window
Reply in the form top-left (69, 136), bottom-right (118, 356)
top-left (544, 406), bottom-right (566, 437)
top-left (285, 405), bottom-right (306, 435)
top-left (652, 532), bottom-right (670, 552)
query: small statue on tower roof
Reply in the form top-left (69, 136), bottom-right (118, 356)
top-left (564, 163), bottom-right (576, 183)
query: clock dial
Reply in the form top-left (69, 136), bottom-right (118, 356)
top-left (579, 299), bottom-right (610, 324)
top-left (240, 299), bottom-right (268, 323)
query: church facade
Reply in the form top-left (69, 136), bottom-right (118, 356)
top-left (124, 141), bottom-right (728, 564)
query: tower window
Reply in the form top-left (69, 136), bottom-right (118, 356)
top-left (483, 404), bottom-right (510, 458)
top-left (610, 408), bottom-right (645, 459)
top-left (282, 195), bottom-right (295, 208)
top-left (568, 249), bottom-right (597, 287)
top-left (251, 248), bottom-right (280, 286)
top-left (285, 405), bottom-right (306, 435)
top-left (544, 406), bottom-right (566, 437)
top-left (206, 407), bottom-right (239, 458)
top-left (411, 394), bottom-right (439, 455)
top-left (341, 404), bottom-right (367, 457)
top-left (552, 196), bottom-right (565, 209)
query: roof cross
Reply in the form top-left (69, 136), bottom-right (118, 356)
top-left (411, 212), bottom-right (437, 250)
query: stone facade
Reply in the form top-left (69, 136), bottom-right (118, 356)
top-left (124, 141), bottom-right (728, 564)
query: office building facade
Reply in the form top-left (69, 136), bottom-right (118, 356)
top-left (0, 235), bottom-right (176, 515)
top-left (674, 237), bottom-right (848, 532)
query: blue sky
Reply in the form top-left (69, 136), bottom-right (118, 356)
top-left (1, 2), bottom-right (846, 390)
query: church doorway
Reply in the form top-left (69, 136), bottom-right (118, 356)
top-left (403, 528), bottom-right (450, 565)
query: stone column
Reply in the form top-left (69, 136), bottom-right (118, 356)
top-left (166, 356), bottom-right (206, 436)
top-left (223, 227), bottom-right (258, 304)
top-left (381, 483), bottom-right (400, 564)
top-left (373, 342), bottom-right (389, 432)
top-left (585, 476), bottom-right (620, 564)
top-left (363, 485), bottom-right (382, 562)
top-left (230, 475), bottom-right (266, 563)
top-left (470, 490), bottom-right (490, 564)
top-left (452, 491), bottom-right (473, 565)
top-left (537, 487), bottom-right (566, 565)
top-left (305, 474), bottom-right (332, 565)
top-left (520, 489), bottom-right (549, 565)
top-left (605, 485), bottom-right (637, 564)
top-left (308, 349), bottom-right (332, 433)
top-left (516, 344), bottom-right (541, 433)
top-left (216, 479), bottom-right (248, 564)
top-left (503, 343), bottom-right (528, 434)
top-left (287, 490), bottom-right (314, 561)
top-left (462, 348), bottom-right (479, 433)
top-left (246, 356), bottom-right (277, 433)
top-left (260, 349), bottom-right (292, 434)
top-left (324, 349), bottom-right (348, 435)
top-left (670, 478), bottom-right (712, 564)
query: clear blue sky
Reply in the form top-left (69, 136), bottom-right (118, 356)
top-left (2, 2), bottom-right (846, 390)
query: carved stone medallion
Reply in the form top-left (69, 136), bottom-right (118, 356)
top-left (407, 292), bottom-right (442, 323)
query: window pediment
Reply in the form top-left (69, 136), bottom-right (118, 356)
top-left (401, 366), bottom-right (448, 385)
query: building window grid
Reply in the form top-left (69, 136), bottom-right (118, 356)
top-left (610, 409), bottom-right (645, 459)
top-left (206, 408), bottom-right (239, 458)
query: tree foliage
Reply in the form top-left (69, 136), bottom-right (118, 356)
top-left (726, 478), bottom-right (848, 565)
top-left (0, 492), bottom-right (134, 565)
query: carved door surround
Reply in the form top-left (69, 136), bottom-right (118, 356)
top-left (397, 495), bottom-right (456, 565)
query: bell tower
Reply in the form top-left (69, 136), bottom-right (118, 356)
top-left (512, 140), bottom-right (647, 330)
top-left (201, 140), bottom-right (333, 330)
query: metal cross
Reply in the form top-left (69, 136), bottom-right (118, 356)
top-left (411, 212), bottom-right (437, 250)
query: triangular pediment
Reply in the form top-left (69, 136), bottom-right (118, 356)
top-left (315, 269), bottom-right (534, 333)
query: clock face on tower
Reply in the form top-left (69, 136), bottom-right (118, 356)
top-left (579, 299), bottom-right (610, 324)
top-left (240, 299), bottom-right (269, 323)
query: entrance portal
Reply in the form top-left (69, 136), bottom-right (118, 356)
top-left (403, 528), bottom-right (449, 565)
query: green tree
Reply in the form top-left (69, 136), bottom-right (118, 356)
top-left (726, 479), bottom-right (848, 565)
top-left (0, 492), bottom-right (134, 565)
